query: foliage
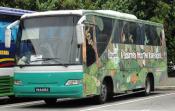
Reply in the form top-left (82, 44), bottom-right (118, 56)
top-left (0, 0), bottom-right (175, 63)
top-left (0, 0), bottom-right (37, 10)
top-left (129, 0), bottom-right (175, 64)
top-left (36, 0), bottom-right (60, 11)
top-left (100, 0), bottom-right (130, 13)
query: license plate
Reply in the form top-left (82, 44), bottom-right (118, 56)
top-left (35, 87), bottom-right (50, 92)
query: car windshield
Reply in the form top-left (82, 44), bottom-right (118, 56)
top-left (16, 15), bottom-right (82, 65)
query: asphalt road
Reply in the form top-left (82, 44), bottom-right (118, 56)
top-left (0, 90), bottom-right (175, 111)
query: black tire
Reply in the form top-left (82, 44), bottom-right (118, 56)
top-left (44, 98), bottom-right (57, 105)
top-left (107, 93), bottom-right (114, 101)
top-left (8, 95), bottom-right (16, 100)
top-left (94, 81), bottom-right (108, 104)
top-left (144, 76), bottom-right (151, 96)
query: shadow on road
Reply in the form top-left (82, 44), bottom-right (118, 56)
top-left (19, 92), bottom-right (161, 109)
top-left (0, 97), bottom-right (39, 105)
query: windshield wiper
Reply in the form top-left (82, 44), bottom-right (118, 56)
top-left (30, 58), bottom-right (68, 67)
top-left (30, 58), bottom-right (59, 62)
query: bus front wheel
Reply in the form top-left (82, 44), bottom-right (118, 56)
top-left (94, 81), bottom-right (108, 104)
top-left (8, 95), bottom-right (16, 100)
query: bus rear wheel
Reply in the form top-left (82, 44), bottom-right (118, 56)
top-left (94, 81), bottom-right (108, 104)
top-left (44, 98), bottom-right (57, 105)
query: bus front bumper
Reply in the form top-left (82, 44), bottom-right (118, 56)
top-left (14, 84), bottom-right (83, 98)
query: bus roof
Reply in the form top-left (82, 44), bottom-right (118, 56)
top-left (20, 10), bottom-right (162, 27)
top-left (0, 7), bottom-right (34, 16)
top-left (21, 10), bottom-right (137, 20)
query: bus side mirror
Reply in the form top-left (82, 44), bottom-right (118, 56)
top-left (5, 20), bottom-right (19, 48)
top-left (5, 29), bottom-right (12, 48)
top-left (76, 24), bottom-right (85, 45)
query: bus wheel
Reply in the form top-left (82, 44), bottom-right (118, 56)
top-left (44, 98), bottom-right (57, 105)
top-left (95, 81), bottom-right (107, 104)
top-left (8, 95), bottom-right (16, 100)
top-left (144, 76), bottom-right (151, 95)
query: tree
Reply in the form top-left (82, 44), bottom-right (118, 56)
top-left (101, 0), bottom-right (130, 13)
top-left (164, 1), bottom-right (175, 63)
top-left (1, 0), bottom-right (175, 64)
top-left (129, 0), bottom-right (175, 64)
top-left (36, 0), bottom-right (60, 11)
top-left (129, 0), bottom-right (159, 19)
top-left (0, 0), bottom-right (37, 10)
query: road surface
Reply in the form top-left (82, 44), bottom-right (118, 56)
top-left (0, 90), bottom-right (174, 111)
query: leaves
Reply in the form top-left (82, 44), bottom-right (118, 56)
top-left (101, 0), bottom-right (130, 13)
top-left (0, 0), bottom-right (175, 63)
top-left (36, 0), bottom-right (60, 11)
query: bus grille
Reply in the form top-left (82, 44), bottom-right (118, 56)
top-left (0, 76), bottom-right (13, 94)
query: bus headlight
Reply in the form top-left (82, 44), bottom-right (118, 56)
top-left (14, 80), bottom-right (22, 85)
top-left (65, 80), bottom-right (82, 86)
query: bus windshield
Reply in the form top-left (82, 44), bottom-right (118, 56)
top-left (16, 15), bottom-right (81, 66)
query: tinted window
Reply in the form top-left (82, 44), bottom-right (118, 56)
top-left (96, 16), bottom-right (113, 56)
top-left (86, 16), bottom-right (162, 63)
top-left (120, 21), bottom-right (129, 44)
top-left (120, 21), bottom-right (141, 44)
top-left (112, 20), bottom-right (161, 46)
top-left (144, 25), bottom-right (160, 46)
top-left (128, 22), bottom-right (140, 44)
top-left (157, 27), bottom-right (164, 46)
top-left (138, 24), bottom-right (145, 45)
top-left (85, 15), bottom-right (113, 66)
top-left (112, 20), bottom-right (122, 43)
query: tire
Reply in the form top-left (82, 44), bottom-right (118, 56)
top-left (44, 98), bottom-right (57, 105)
top-left (8, 95), bottom-right (16, 100)
top-left (107, 92), bottom-right (114, 101)
top-left (144, 76), bottom-right (151, 96)
top-left (94, 81), bottom-right (108, 104)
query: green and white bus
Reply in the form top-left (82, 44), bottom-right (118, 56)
top-left (5, 10), bottom-right (167, 104)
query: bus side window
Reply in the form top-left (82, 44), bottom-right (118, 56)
top-left (136, 23), bottom-right (142, 45)
top-left (155, 27), bottom-right (162, 46)
top-left (120, 21), bottom-right (129, 44)
top-left (150, 26), bottom-right (159, 46)
top-left (139, 24), bottom-right (145, 45)
top-left (144, 25), bottom-right (152, 45)
top-left (144, 25), bottom-right (160, 46)
top-left (128, 22), bottom-right (139, 44)
top-left (112, 20), bottom-right (121, 44)
top-left (121, 21), bottom-right (139, 44)
top-left (96, 16), bottom-right (112, 56)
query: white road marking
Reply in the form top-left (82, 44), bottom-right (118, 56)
top-left (80, 92), bottom-right (175, 111)
top-left (0, 100), bottom-right (44, 108)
